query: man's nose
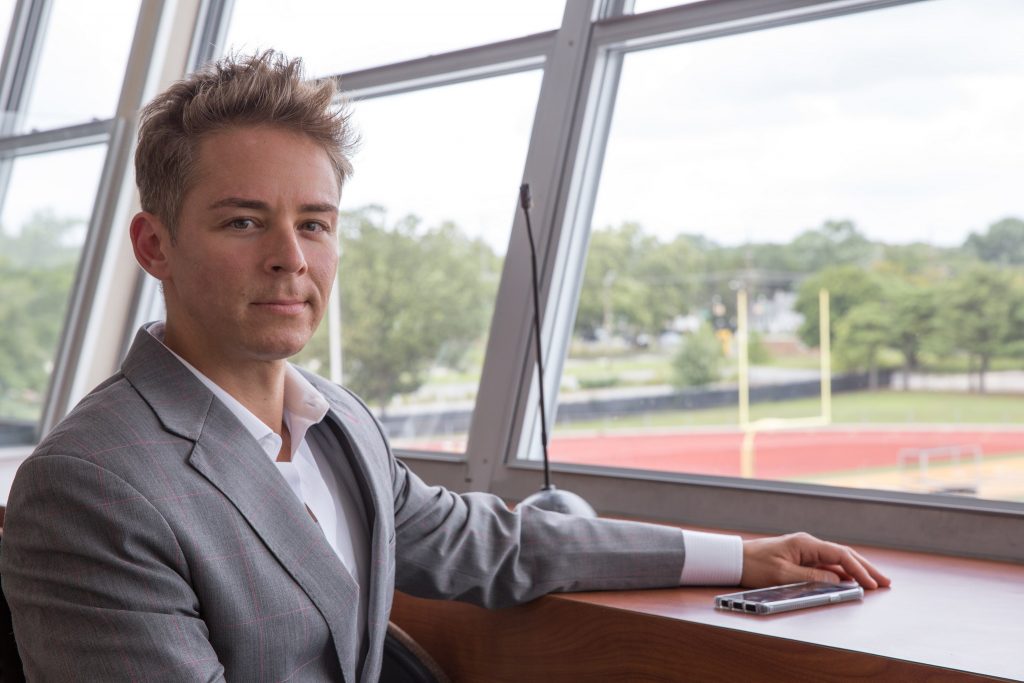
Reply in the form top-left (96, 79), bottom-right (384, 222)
top-left (265, 224), bottom-right (308, 274)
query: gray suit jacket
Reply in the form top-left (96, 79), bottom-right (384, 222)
top-left (1, 326), bottom-right (685, 682)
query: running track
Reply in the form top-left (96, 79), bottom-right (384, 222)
top-left (548, 429), bottom-right (1024, 479)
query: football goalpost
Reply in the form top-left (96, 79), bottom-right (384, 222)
top-left (736, 289), bottom-right (832, 478)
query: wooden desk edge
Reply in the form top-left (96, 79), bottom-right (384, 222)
top-left (391, 538), bottom-right (1024, 683)
top-left (391, 590), bottom-right (1016, 682)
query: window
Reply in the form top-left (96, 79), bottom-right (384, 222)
top-left (544, 0), bottom-right (1024, 504)
top-left (0, 0), bottom-right (148, 455)
top-left (0, 145), bottom-right (108, 444)
top-left (19, 0), bottom-right (140, 132)
top-left (224, 0), bottom-right (563, 76)
top-left (3, 0), bottom-right (1019, 559)
top-left (218, 2), bottom-right (550, 456)
top-left (293, 71), bottom-right (543, 454)
top-left (0, 1), bottom-right (15, 51)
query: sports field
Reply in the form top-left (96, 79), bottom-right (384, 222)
top-left (393, 391), bottom-right (1024, 502)
top-left (547, 391), bottom-right (1024, 502)
top-left (549, 427), bottom-right (1024, 501)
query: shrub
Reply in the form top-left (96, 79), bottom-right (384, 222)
top-left (672, 324), bottom-right (725, 388)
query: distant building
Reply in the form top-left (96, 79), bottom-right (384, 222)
top-left (749, 290), bottom-right (803, 335)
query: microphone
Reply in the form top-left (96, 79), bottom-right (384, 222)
top-left (516, 183), bottom-right (596, 518)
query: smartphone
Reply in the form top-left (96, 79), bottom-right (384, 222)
top-left (714, 581), bottom-right (864, 615)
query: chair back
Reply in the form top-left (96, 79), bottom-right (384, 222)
top-left (0, 507), bottom-right (26, 683)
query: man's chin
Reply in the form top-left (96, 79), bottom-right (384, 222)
top-left (246, 334), bottom-right (314, 362)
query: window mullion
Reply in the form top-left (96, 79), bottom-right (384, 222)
top-left (0, 118), bottom-right (114, 158)
top-left (187, 0), bottom-right (235, 69)
top-left (592, 0), bottom-right (925, 52)
top-left (42, 0), bottom-right (206, 433)
top-left (328, 31), bottom-right (553, 102)
top-left (0, 0), bottom-right (53, 213)
top-left (464, 0), bottom-right (602, 494)
top-left (0, 0), bottom-right (52, 119)
top-left (120, 0), bottom-right (238, 362)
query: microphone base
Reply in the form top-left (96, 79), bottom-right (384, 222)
top-left (518, 486), bottom-right (597, 517)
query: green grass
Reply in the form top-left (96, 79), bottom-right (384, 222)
top-left (558, 390), bottom-right (1024, 431)
top-left (563, 353), bottom-right (670, 385)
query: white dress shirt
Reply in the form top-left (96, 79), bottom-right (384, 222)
top-left (149, 324), bottom-right (363, 572)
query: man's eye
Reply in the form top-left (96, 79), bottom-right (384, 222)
top-left (301, 221), bottom-right (329, 233)
top-left (229, 218), bottom-right (255, 230)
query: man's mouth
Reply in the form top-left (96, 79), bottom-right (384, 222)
top-left (252, 300), bottom-right (308, 315)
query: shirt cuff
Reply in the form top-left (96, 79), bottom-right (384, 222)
top-left (679, 530), bottom-right (744, 586)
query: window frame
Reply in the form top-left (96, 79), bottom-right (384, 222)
top-left (0, 0), bottom-right (212, 464)
top-left (475, 0), bottom-right (1024, 563)
top-left (3, 0), bottom-right (1020, 561)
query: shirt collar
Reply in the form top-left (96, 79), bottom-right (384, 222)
top-left (282, 361), bottom-right (330, 452)
top-left (147, 322), bottom-right (329, 461)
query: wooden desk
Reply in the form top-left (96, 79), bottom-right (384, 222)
top-left (391, 543), bottom-right (1024, 682)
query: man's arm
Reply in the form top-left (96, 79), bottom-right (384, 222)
top-left (389, 458), bottom-right (687, 608)
top-left (366, 382), bottom-right (887, 602)
top-left (1, 455), bottom-right (225, 682)
top-left (387, 455), bottom-right (889, 606)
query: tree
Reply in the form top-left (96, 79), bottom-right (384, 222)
top-left (884, 282), bottom-right (940, 390)
top-left (330, 207), bottom-right (499, 410)
top-left (940, 265), bottom-right (1023, 392)
top-left (789, 219), bottom-right (874, 273)
top-left (965, 217), bottom-right (1024, 265)
top-left (636, 234), bottom-right (704, 336)
top-left (671, 324), bottom-right (725, 388)
top-left (794, 265), bottom-right (883, 348)
top-left (0, 211), bottom-right (82, 420)
top-left (747, 330), bottom-right (772, 365)
top-left (575, 222), bottom-right (703, 342)
top-left (875, 242), bottom-right (958, 282)
top-left (835, 301), bottom-right (891, 389)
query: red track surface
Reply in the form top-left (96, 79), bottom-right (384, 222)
top-left (548, 429), bottom-right (1024, 478)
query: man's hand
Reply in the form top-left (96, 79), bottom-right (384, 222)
top-left (741, 532), bottom-right (891, 589)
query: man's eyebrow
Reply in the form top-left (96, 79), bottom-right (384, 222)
top-left (208, 197), bottom-right (269, 211)
top-left (207, 197), bottom-right (338, 213)
top-left (300, 202), bottom-right (340, 214)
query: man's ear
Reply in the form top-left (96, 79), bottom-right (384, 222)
top-left (130, 211), bottom-right (173, 280)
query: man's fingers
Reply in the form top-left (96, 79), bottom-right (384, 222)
top-left (792, 534), bottom-right (886, 589)
top-left (850, 548), bottom-right (892, 587)
top-left (818, 564), bottom-right (854, 582)
top-left (834, 550), bottom-right (876, 589)
top-left (795, 566), bottom-right (841, 585)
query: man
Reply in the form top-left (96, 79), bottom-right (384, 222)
top-left (1, 52), bottom-right (888, 681)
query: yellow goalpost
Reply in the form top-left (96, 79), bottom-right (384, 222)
top-left (737, 289), bottom-right (832, 478)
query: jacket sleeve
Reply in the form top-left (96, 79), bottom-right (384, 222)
top-left (390, 457), bottom-right (686, 609)
top-left (0, 454), bottom-right (226, 682)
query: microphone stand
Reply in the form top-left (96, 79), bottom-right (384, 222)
top-left (516, 183), bottom-right (596, 517)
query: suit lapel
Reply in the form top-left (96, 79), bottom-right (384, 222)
top-left (309, 379), bottom-right (395, 681)
top-left (122, 327), bottom-right (363, 682)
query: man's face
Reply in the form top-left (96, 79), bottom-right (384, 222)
top-left (158, 125), bottom-right (340, 368)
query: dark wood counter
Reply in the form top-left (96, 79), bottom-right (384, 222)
top-left (391, 542), bottom-right (1024, 682)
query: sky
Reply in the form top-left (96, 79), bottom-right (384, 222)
top-left (2, 0), bottom-right (1023, 254)
top-left (591, 0), bottom-right (1024, 247)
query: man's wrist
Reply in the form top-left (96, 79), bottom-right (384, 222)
top-left (679, 530), bottom-right (744, 585)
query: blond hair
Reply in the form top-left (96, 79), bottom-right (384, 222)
top-left (134, 50), bottom-right (355, 237)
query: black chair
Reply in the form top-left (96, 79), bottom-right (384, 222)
top-left (381, 621), bottom-right (450, 683)
top-left (0, 529), bottom-right (26, 683)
